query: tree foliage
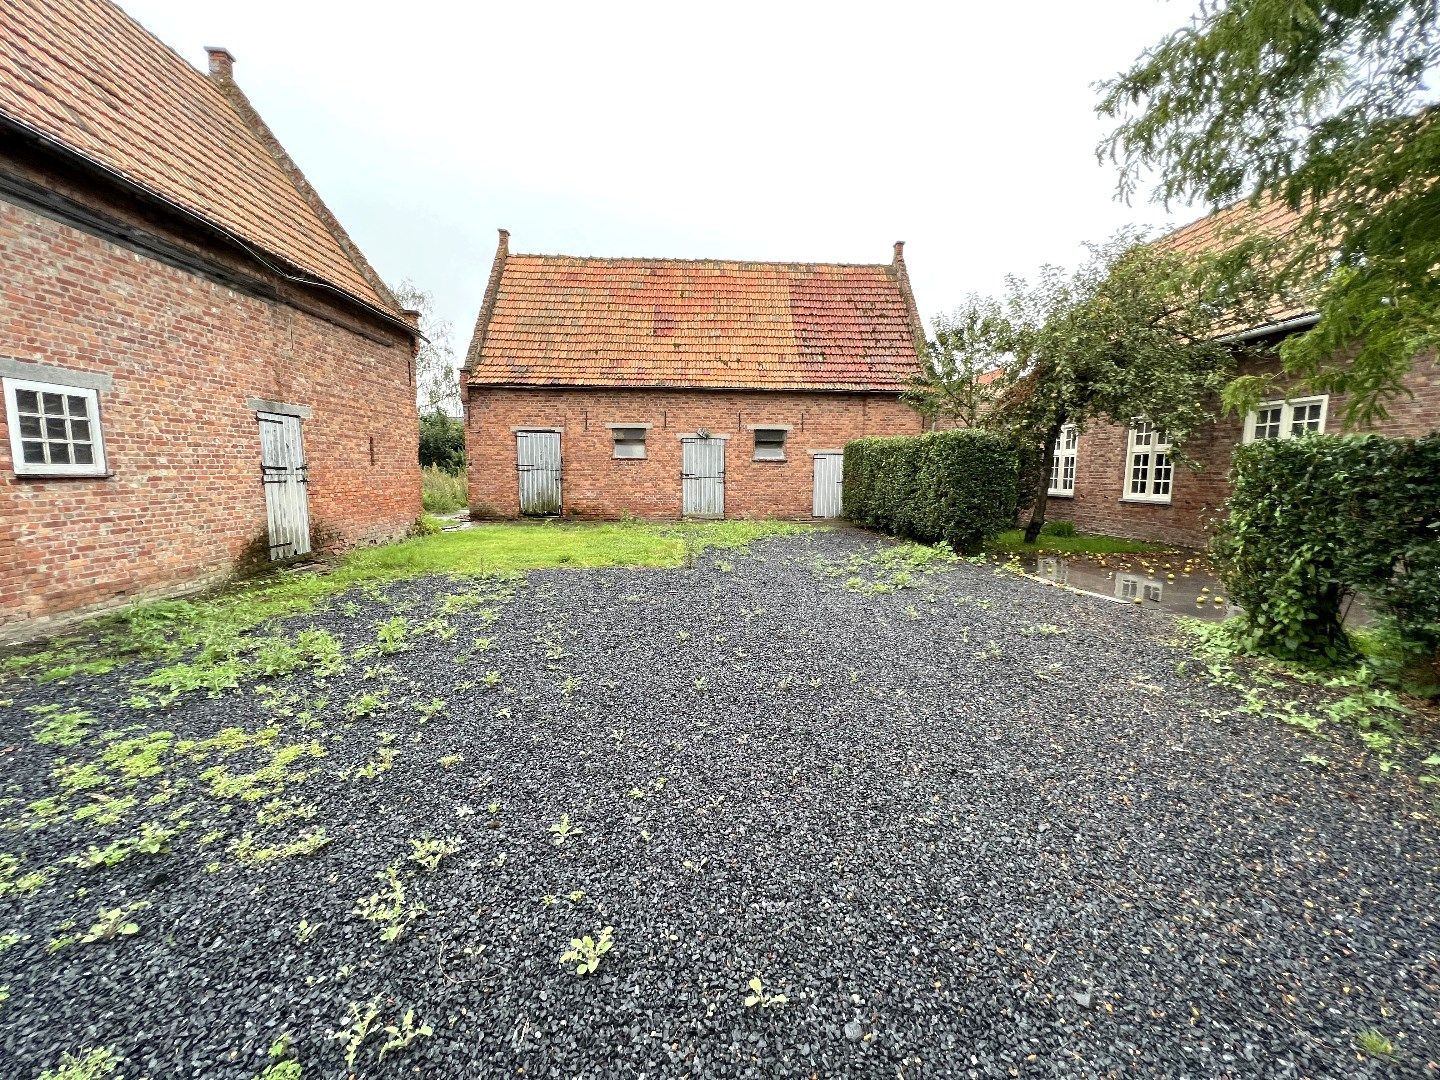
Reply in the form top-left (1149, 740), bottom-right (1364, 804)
top-left (1099, 0), bottom-right (1440, 426)
top-left (983, 232), bottom-right (1241, 541)
top-left (902, 302), bottom-right (1005, 427)
top-left (418, 411), bottom-right (465, 473)
top-left (391, 280), bottom-right (461, 417)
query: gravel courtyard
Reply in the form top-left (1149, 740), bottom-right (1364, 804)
top-left (1, 529), bottom-right (1436, 1079)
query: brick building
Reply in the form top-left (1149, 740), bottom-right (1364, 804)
top-left (461, 233), bottom-right (925, 519)
top-left (1042, 200), bottom-right (1440, 549)
top-left (0, 0), bottom-right (422, 638)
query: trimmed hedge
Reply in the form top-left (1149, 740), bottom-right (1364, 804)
top-left (842, 430), bottom-right (1019, 551)
top-left (1213, 433), bottom-right (1440, 667)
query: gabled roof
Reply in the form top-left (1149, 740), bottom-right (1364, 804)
top-left (464, 233), bottom-right (926, 393)
top-left (0, 0), bottom-right (403, 322)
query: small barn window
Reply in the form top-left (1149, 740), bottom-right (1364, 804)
top-left (611, 426), bottom-right (647, 459)
top-left (4, 377), bottom-right (108, 477)
top-left (1243, 396), bottom-right (1328, 443)
top-left (753, 428), bottom-right (787, 461)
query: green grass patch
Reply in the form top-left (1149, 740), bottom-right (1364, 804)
top-left (985, 529), bottom-right (1176, 556)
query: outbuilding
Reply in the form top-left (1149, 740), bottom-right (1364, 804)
top-left (461, 233), bottom-right (926, 519)
top-left (0, 0), bottom-right (422, 638)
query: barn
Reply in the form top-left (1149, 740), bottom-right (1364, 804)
top-left (461, 232), bottom-right (926, 520)
top-left (0, 0), bottom-right (422, 638)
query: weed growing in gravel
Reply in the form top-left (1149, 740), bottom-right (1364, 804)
top-left (438, 754), bottom-right (463, 768)
top-left (353, 864), bottom-right (427, 943)
top-left (66, 822), bottom-right (177, 869)
top-left (230, 827), bottom-right (331, 864)
top-left (375, 615), bottom-right (412, 654)
top-left (0, 931), bottom-right (25, 952)
top-left (349, 746), bottom-right (398, 781)
top-left (379, 1008), bottom-right (434, 1058)
top-left (252, 1035), bottom-right (301, 1080)
top-left (333, 996), bottom-right (383, 1067)
top-left (78, 901), bottom-right (149, 943)
top-left (548, 814), bottom-right (581, 845)
top-left (37, 1047), bottom-right (124, 1080)
top-left (407, 836), bottom-right (461, 872)
top-left (296, 919), bottom-right (319, 944)
top-left (0, 855), bottom-right (48, 897)
top-left (29, 706), bottom-right (97, 747)
top-left (414, 697), bottom-right (446, 721)
top-left (815, 542), bottom-right (957, 594)
top-left (1355, 1029), bottom-right (1394, 1056)
top-left (559, 925), bottom-right (614, 975)
top-left (743, 976), bottom-right (789, 1009)
top-left (343, 689), bottom-right (389, 720)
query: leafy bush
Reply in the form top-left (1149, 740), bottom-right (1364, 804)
top-left (842, 430), bottom-right (1019, 551)
top-left (421, 466), bottom-right (467, 514)
top-left (1040, 520), bottom-right (1076, 538)
top-left (419, 411), bottom-right (465, 472)
top-left (1214, 433), bottom-right (1440, 671)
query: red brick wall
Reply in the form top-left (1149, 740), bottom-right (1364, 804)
top-left (0, 197), bottom-right (421, 637)
top-left (1047, 350), bottom-right (1440, 549)
top-left (464, 387), bottom-right (921, 519)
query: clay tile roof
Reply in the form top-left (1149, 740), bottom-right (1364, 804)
top-left (466, 246), bottom-right (926, 393)
top-left (1154, 196), bottom-right (1314, 330)
top-left (0, 0), bottom-right (399, 319)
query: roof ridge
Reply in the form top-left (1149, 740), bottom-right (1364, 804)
top-left (508, 251), bottom-right (894, 271)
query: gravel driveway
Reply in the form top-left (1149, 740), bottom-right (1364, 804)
top-left (1, 529), bottom-right (1436, 1079)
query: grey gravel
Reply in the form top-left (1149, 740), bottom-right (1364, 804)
top-left (0, 528), bottom-right (1436, 1079)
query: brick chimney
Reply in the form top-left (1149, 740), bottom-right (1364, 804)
top-left (893, 240), bottom-right (906, 265)
top-left (496, 228), bottom-right (510, 257)
top-left (205, 46), bottom-right (235, 80)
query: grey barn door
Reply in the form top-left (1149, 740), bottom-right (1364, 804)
top-left (681, 436), bottom-right (725, 517)
top-left (257, 411), bottom-right (311, 559)
top-left (516, 430), bottom-right (562, 515)
top-left (812, 452), bottom-right (843, 518)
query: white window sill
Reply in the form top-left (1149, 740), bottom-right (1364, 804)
top-left (1119, 496), bottom-right (1172, 506)
top-left (11, 470), bottom-right (115, 481)
top-left (1045, 490), bottom-right (1075, 499)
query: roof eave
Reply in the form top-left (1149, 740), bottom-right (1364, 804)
top-left (0, 110), bottom-right (418, 341)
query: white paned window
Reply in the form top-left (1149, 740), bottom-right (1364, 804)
top-left (611, 426), bottom-right (647, 459)
top-left (1125, 420), bottom-right (1173, 503)
top-left (753, 428), bottom-right (787, 461)
top-left (1243, 396), bottom-right (1328, 443)
top-left (1048, 424), bottom-right (1078, 496)
top-left (4, 378), bottom-right (108, 477)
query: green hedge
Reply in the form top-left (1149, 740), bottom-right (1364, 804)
top-left (1213, 433), bottom-right (1440, 667)
top-left (842, 430), bottom-right (1019, 551)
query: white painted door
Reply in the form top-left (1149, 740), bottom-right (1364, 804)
top-left (257, 412), bottom-right (311, 559)
top-left (812, 452), bottom-right (843, 518)
top-left (516, 430), bottom-right (562, 515)
top-left (681, 437), bottom-right (725, 517)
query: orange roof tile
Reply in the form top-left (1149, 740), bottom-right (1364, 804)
top-left (0, 0), bottom-right (398, 318)
top-left (1155, 196), bottom-right (1315, 330)
top-left (466, 241), bottom-right (925, 393)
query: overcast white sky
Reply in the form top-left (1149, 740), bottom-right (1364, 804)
top-left (122, 0), bottom-right (1206, 350)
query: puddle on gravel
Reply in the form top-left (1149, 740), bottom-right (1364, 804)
top-left (1013, 551), bottom-right (1371, 626)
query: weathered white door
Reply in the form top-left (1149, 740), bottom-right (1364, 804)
top-left (812, 451), bottom-right (844, 518)
top-left (681, 436), bottom-right (725, 517)
top-left (257, 412), bottom-right (311, 559)
top-left (516, 430), bottom-right (562, 515)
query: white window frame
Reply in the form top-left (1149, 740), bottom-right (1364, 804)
top-left (1124, 420), bottom-right (1173, 504)
top-left (1242, 395), bottom-right (1329, 443)
top-left (608, 424), bottom-right (649, 460)
top-left (1048, 423), bottom-right (1078, 496)
top-left (752, 427), bottom-right (788, 462)
top-left (4, 376), bottom-right (109, 477)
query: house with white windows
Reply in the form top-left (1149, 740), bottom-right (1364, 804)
top-left (1039, 199), bottom-right (1440, 550)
